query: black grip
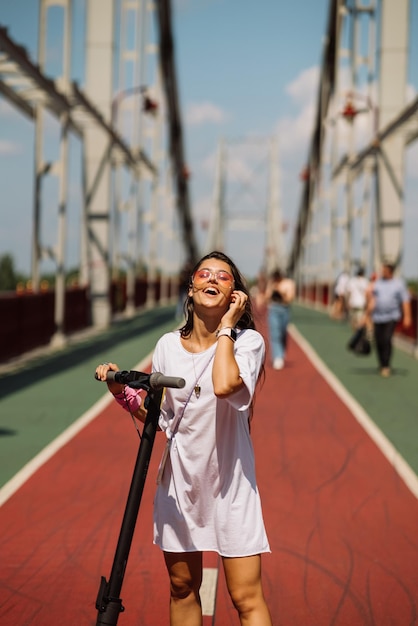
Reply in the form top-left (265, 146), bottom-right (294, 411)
top-left (95, 369), bottom-right (185, 390)
top-left (93, 370), bottom-right (130, 383)
top-left (149, 373), bottom-right (186, 390)
top-left (105, 370), bottom-right (128, 383)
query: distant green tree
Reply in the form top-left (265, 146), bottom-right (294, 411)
top-left (0, 256), bottom-right (89, 292)
top-left (407, 280), bottom-right (417, 295)
top-left (66, 268), bottom-right (79, 286)
top-left (0, 254), bottom-right (18, 291)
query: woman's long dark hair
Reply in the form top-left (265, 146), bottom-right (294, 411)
top-left (178, 251), bottom-right (264, 426)
top-left (179, 250), bottom-right (255, 338)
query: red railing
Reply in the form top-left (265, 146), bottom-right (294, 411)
top-left (0, 277), bottom-right (178, 364)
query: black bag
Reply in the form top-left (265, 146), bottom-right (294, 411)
top-left (347, 326), bottom-right (371, 356)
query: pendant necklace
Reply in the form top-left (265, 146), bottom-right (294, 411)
top-left (190, 337), bottom-right (202, 398)
top-left (191, 350), bottom-right (201, 398)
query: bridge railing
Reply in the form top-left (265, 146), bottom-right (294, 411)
top-left (0, 277), bottom-right (179, 364)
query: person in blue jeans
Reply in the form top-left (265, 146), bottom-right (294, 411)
top-left (265, 269), bottom-right (295, 369)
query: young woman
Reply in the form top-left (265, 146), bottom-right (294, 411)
top-left (95, 251), bottom-right (272, 626)
top-left (265, 268), bottom-right (295, 369)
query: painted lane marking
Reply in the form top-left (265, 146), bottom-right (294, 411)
top-left (0, 354), bottom-right (153, 507)
top-left (201, 567), bottom-right (219, 616)
top-left (290, 324), bottom-right (418, 499)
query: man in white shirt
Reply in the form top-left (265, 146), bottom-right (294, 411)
top-left (346, 267), bottom-right (369, 329)
top-left (331, 270), bottom-right (349, 319)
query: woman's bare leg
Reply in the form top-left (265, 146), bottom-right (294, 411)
top-left (163, 551), bottom-right (203, 626)
top-left (222, 554), bottom-right (272, 625)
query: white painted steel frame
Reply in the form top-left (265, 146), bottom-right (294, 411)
top-left (296, 0), bottom-right (411, 304)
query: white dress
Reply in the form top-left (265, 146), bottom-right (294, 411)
top-left (152, 328), bottom-right (271, 557)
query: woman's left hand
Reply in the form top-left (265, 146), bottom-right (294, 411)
top-left (220, 289), bottom-right (248, 328)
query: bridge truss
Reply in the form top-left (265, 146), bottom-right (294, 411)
top-left (289, 0), bottom-right (418, 297)
top-left (205, 135), bottom-right (287, 278)
top-left (0, 0), bottom-right (198, 338)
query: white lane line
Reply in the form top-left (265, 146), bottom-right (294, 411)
top-left (0, 354), bottom-right (153, 507)
top-left (289, 324), bottom-right (418, 499)
top-left (201, 567), bottom-right (219, 617)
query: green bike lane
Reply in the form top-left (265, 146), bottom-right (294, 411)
top-left (0, 305), bottom-right (179, 490)
top-left (1, 302), bottom-right (417, 493)
top-left (290, 303), bottom-right (418, 479)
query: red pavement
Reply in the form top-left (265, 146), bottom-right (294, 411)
top-left (1, 325), bottom-right (418, 625)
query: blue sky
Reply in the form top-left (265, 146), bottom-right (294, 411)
top-left (0, 0), bottom-right (417, 279)
top-left (172, 0), bottom-right (331, 274)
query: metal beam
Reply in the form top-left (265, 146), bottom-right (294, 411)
top-left (70, 82), bottom-right (156, 175)
top-left (287, 0), bottom-right (341, 274)
top-left (332, 95), bottom-right (418, 175)
top-left (0, 25), bottom-right (81, 132)
top-left (0, 24), bottom-right (156, 173)
top-left (155, 0), bottom-right (199, 264)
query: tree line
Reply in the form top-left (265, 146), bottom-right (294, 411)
top-left (0, 254), bottom-right (79, 292)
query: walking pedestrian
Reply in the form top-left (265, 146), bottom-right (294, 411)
top-left (331, 270), bottom-right (349, 320)
top-left (346, 267), bottom-right (369, 329)
top-left (366, 261), bottom-right (412, 377)
top-left (265, 268), bottom-right (295, 369)
top-left (95, 250), bottom-right (273, 626)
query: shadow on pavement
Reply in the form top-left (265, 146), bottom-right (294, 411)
top-left (0, 307), bottom-right (176, 400)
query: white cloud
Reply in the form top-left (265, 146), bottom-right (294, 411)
top-left (275, 102), bottom-right (317, 158)
top-left (186, 102), bottom-right (227, 126)
top-left (270, 66), bottom-right (320, 161)
top-left (0, 140), bottom-right (20, 155)
top-left (201, 144), bottom-right (255, 181)
top-left (285, 66), bottom-right (320, 106)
